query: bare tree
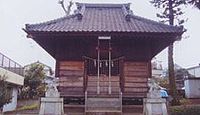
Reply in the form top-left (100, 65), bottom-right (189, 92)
top-left (58, 0), bottom-right (73, 16)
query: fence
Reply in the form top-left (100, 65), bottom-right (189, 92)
top-left (0, 52), bottom-right (24, 76)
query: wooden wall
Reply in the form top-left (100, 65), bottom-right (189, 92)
top-left (58, 61), bottom-right (84, 97)
top-left (123, 62), bottom-right (150, 98)
top-left (54, 38), bottom-right (152, 61)
top-left (57, 60), bottom-right (151, 98)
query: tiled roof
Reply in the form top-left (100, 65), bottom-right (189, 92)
top-left (25, 3), bottom-right (183, 34)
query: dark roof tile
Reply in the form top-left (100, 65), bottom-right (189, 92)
top-left (25, 3), bottom-right (183, 34)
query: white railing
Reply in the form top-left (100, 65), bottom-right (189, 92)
top-left (0, 52), bottom-right (24, 76)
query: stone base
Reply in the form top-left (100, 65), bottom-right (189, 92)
top-left (39, 97), bottom-right (64, 115)
top-left (143, 98), bottom-right (168, 115)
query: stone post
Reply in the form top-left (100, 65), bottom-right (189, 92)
top-left (39, 78), bottom-right (64, 115)
top-left (143, 78), bottom-right (168, 115)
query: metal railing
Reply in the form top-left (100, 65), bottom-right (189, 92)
top-left (0, 52), bottom-right (24, 76)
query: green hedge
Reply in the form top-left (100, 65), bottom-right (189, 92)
top-left (170, 105), bottom-right (200, 115)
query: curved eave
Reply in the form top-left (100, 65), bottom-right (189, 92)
top-left (24, 29), bottom-right (183, 40)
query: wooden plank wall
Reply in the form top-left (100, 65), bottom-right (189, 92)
top-left (58, 61), bottom-right (84, 97)
top-left (123, 62), bottom-right (150, 98)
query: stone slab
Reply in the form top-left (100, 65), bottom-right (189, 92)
top-left (39, 97), bottom-right (64, 115)
top-left (41, 97), bottom-right (63, 102)
top-left (143, 98), bottom-right (168, 115)
top-left (143, 98), bottom-right (166, 103)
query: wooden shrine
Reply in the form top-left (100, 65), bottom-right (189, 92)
top-left (24, 3), bottom-right (183, 106)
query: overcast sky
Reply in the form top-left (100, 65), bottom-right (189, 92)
top-left (0, 0), bottom-right (199, 69)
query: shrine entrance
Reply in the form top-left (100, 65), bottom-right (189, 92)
top-left (84, 37), bottom-right (123, 95)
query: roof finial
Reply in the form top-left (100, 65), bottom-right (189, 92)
top-left (75, 4), bottom-right (85, 20)
top-left (122, 4), bottom-right (132, 21)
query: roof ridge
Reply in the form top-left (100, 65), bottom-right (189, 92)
top-left (75, 3), bottom-right (132, 21)
top-left (76, 2), bottom-right (131, 8)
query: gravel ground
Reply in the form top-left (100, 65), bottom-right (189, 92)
top-left (4, 98), bottom-right (200, 115)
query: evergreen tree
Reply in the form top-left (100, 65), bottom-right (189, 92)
top-left (187, 0), bottom-right (200, 9)
top-left (151, 0), bottom-right (199, 106)
top-left (150, 0), bottom-right (187, 105)
top-left (21, 63), bottom-right (45, 99)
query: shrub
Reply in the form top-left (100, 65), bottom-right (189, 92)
top-left (170, 105), bottom-right (200, 115)
top-left (0, 75), bottom-right (12, 110)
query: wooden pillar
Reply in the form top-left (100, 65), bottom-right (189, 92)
top-left (83, 59), bottom-right (88, 92)
top-left (97, 39), bottom-right (100, 94)
top-left (55, 60), bottom-right (60, 78)
top-left (108, 39), bottom-right (112, 94)
top-left (148, 61), bottom-right (152, 78)
top-left (119, 58), bottom-right (124, 93)
top-left (55, 60), bottom-right (60, 92)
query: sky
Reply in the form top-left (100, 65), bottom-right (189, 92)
top-left (0, 0), bottom-right (200, 70)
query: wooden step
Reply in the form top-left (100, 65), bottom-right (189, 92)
top-left (87, 81), bottom-right (120, 87)
top-left (87, 86), bottom-right (120, 93)
top-left (88, 76), bottom-right (119, 82)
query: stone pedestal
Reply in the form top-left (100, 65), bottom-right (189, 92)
top-left (143, 98), bottom-right (168, 115)
top-left (39, 79), bottom-right (64, 115)
top-left (39, 97), bottom-right (64, 115)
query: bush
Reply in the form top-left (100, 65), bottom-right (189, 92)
top-left (0, 75), bottom-right (12, 110)
top-left (170, 105), bottom-right (200, 115)
top-left (179, 98), bottom-right (191, 105)
top-left (20, 63), bottom-right (46, 99)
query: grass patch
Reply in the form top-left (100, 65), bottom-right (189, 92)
top-left (16, 103), bottom-right (39, 111)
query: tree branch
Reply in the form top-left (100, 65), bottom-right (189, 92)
top-left (58, 0), bottom-right (73, 15)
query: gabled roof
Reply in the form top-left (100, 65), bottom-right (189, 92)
top-left (25, 3), bottom-right (183, 34)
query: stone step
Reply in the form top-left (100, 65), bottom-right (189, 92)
top-left (63, 104), bottom-right (143, 115)
top-left (87, 93), bottom-right (120, 98)
top-left (87, 97), bottom-right (120, 103)
top-left (85, 110), bottom-right (122, 113)
top-left (86, 107), bottom-right (121, 112)
top-left (85, 97), bottom-right (122, 113)
top-left (86, 101), bottom-right (121, 108)
top-left (85, 111), bottom-right (122, 115)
